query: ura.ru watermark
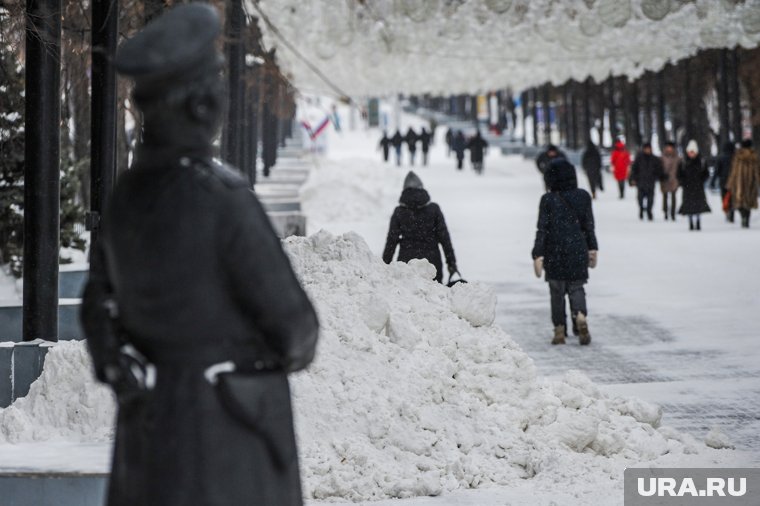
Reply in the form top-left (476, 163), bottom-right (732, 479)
top-left (624, 468), bottom-right (759, 505)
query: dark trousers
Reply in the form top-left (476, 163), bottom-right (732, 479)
top-left (618, 180), bottom-right (625, 198)
top-left (422, 150), bottom-right (429, 166)
top-left (637, 188), bottom-right (654, 218)
top-left (394, 147), bottom-right (402, 166)
top-left (472, 161), bottom-right (483, 174)
top-left (548, 279), bottom-right (587, 328)
top-left (456, 155), bottom-right (464, 170)
top-left (409, 150), bottom-right (416, 166)
top-left (662, 191), bottom-right (676, 219)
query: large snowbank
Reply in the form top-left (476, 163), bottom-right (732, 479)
top-left (0, 231), bottom-right (735, 501)
top-left (253, 0), bottom-right (760, 95)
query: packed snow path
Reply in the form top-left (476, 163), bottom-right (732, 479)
top-left (302, 117), bottom-right (760, 468)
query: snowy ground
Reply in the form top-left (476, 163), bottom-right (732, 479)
top-left (300, 111), bottom-right (760, 504)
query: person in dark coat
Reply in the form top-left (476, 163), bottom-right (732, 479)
top-left (629, 142), bottom-right (664, 221)
top-left (466, 130), bottom-right (489, 174)
top-left (532, 159), bottom-right (598, 345)
top-left (80, 6), bottom-right (319, 506)
top-left (581, 140), bottom-right (603, 199)
top-left (379, 131), bottom-right (391, 162)
top-left (677, 140), bottom-right (711, 231)
top-left (452, 130), bottom-right (467, 170)
top-left (445, 127), bottom-right (454, 157)
top-left (405, 127), bottom-right (418, 166)
top-left (726, 139), bottom-right (760, 228)
top-left (391, 130), bottom-right (404, 166)
top-left (535, 144), bottom-right (566, 175)
top-left (712, 141), bottom-right (736, 222)
top-left (419, 127), bottom-right (432, 166)
top-left (383, 171), bottom-right (457, 284)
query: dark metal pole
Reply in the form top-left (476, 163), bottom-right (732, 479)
top-left (89, 0), bottom-right (119, 245)
top-left (520, 91), bottom-right (528, 144)
top-left (531, 88), bottom-right (539, 146)
top-left (718, 49), bottom-right (730, 147)
top-left (656, 69), bottom-right (667, 149)
top-left (683, 59), bottom-right (692, 146)
top-left (608, 76), bottom-right (618, 142)
top-left (643, 73), bottom-right (653, 145)
top-left (730, 48), bottom-right (742, 142)
top-left (223, 0), bottom-right (244, 168)
top-left (598, 79), bottom-right (606, 147)
top-left (570, 82), bottom-right (579, 149)
top-left (629, 80), bottom-right (641, 148)
top-left (24, 0), bottom-right (61, 342)
top-left (583, 79), bottom-right (592, 146)
top-left (542, 84), bottom-right (551, 144)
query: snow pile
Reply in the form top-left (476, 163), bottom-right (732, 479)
top-left (0, 231), bottom-right (733, 501)
top-left (284, 231), bottom-right (724, 501)
top-left (0, 341), bottom-right (115, 443)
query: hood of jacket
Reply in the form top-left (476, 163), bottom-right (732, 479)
top-left (614, 140), bottom-right (626, 151)
top-left (544, 159), bottom-right (578, 192)
top-left (400, 187), bottom-right (431, 209)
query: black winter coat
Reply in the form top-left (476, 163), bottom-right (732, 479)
top-left (419, 131), bottom-right (432, 152)
top-left (677, 155), bottom-right (711, 215)
top-left (713, 152), bottom-right (734, 189)
top-left (382, 188), bottom-right (456, 283)
top-left (391, 132), bottom-right (404, 149)
top-left (532, 161), bottom-right (598, 281)
top-left (630, 152), bottom-right (664, 191)
top-left (452, 134), bottom-right (466, 159)
top-left (81, 146), bottom-right (319, 506)
top-left (405, 129), bottom-right (418, 152)
top-left (466, 135), bottom-right (489, 162)
top-left (581, 143), bottom-right (603, 189)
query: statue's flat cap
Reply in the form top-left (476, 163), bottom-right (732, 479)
top-left (115, 3), bottom-right (221, 81)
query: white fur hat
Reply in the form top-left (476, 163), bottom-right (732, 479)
top-left (686, 139), bottom-right (699, 154)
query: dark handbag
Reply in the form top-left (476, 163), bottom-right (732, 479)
top-left (447, 271), bottom-right (467, 287)
top-left (214, 370), bottom-right (297, 470)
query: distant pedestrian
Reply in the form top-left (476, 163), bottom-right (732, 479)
top-left (419, 127), bottom-right (432, 166)
top-left (452, 131), bottom-right (466, 170)
top-left (383, 171), bottom-right (458, 284)
top-left (445, 128), bottom-right (454, 157)
top-left (428, 119), bottom-right (437, 145)
top-left (660, 142), bottom-right (681, 221)
top-left (581, 140), bottom-right (603, 199)
top-left (532, 159), bottom-right (598, 345)
top-left (629, 142), bottom-right (664, 221)
top-left (713, 141), bottom-right (736, 222)
top-left (405, 127), bottom-right (418, 166)
top-left (677, 140), bottom-right (710, 231)
top-left (379, 132), bottom-right (391, 163)
top-left (466, 130), bottom-right (489, 174)
top-left (391, 130), bottom-right (404, 166)
top-left (610, 139), bottom-right (631, 199)
top-left (536, 144), bottom-right (566, 176)
top-left (726, 139), bottom-right (760, 228)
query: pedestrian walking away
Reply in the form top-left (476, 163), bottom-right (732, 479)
top-left (713, 141), bottom-right (736, 222)
top-left (660, 141), bottom-right (681, 221)
top-left (466, 130), bottom-right (489, 174)
top-left (383, 171), bottom-right (458, 284)
top-left (405, 127), bottom-right (418, 166)
top-left (677, 140), bottom-right (711, 231)
top-left (452, 130), bottom-right (466, 170)
top-left (581, 140), bottom-right (603, 199)
top-left (445, 127), bottom-right (454, 157)
top-left (391, 129), bottom-right (404, 166)
top-left (79, 5), bottom-right (319, 506)
top-left (532, 159), bottom-right (599, 345)
top-left (629, 142), bottom-right (664, 221)
top-left (726, 139), bottom-right (760, 228)
top-left (379, 131), bottom-right (391, 163)
top-left (419, 127), bottom-right (432, 166)
top-left (611, 139), bottom-right (631, 199)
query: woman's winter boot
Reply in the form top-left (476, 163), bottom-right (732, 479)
top-left (576, 313), bottom-right (591, 345)
top-left (552, 325), bottom-right (566, 345)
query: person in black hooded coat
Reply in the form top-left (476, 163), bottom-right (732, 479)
top-left (383, 171), bottom-right (457, 283)
top-left (581, 140), bottom-right (603, 198)
top-left (532, 159), bottom-right (598, 345)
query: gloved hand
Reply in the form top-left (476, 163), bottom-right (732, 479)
top-left (101, 346), bottom-right (153, 404)
top-left (448, 263), bottom-right (458, 275)
top-left (533, 257), bottom-right (543, 278)
top-left (588, 250), bottom-right (598, 268)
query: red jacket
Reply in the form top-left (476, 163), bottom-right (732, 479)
top-left (610, 141), bottom-right (631, 181)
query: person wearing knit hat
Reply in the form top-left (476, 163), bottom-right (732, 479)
top-left (383, 171), bottom-right (458, 283)
top-left (726, 139), bottom-right (760, 228)
top-left (677, 139), bottom-right (711, 230)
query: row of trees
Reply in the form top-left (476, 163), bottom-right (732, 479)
top-left (424, 45), bottom-right (760, 156)
top-left (0, 0), bottom-right (295, 278)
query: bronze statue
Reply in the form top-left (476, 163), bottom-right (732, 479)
top-left (80, 4), bottom-right (319, 505)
